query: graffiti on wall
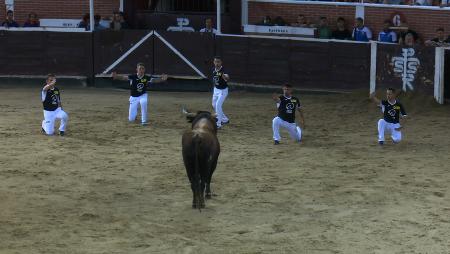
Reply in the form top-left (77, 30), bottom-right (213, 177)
top-left (391, 48), bottom-right (420, 91)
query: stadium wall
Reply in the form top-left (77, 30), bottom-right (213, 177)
top-left (0, 30), bottom-right (437, 96)
top-left (248, 1), bottom-right (450, 43)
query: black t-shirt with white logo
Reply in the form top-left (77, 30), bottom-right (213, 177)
top-left (128, 74), bottom-right (152, 97)
top-left (277, 95), bottom-right (301, 123)
top-left (212, 67), bottom-right (228, 90)
top-left (42, 87), bottom-right (61, 111)
top-left (381, 100), bottom-right (407, 124)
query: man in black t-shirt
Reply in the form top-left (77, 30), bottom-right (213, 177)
top-left (272, 84), bottom-right (305, 145)
top-left (41, 74), bottom-right (69, 136)
top-left (212, 56), bottom-right (230, 129)
top-left (370, 88), bottom-right (407, 145)
top-left (331, 17), bottom-right (352, 40)
top-left (112, 63), bottom-right (167, 125)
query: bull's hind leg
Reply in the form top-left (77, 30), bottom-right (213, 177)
top-left (192, 191), bottom-right (197, 209)
top-left (205, 156), bottom-right (219, 199)
top-left (205, 183), bottom-right (212, 199)
top-left (192, 192), bottom-right (205, 209)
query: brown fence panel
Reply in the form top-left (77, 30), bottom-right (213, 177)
top-left (45, 32), bottom-right (92, 76)
top-left (246, 38), bottom-right (291, 85)
top-left (215, 35), bottom-right (250, 83)
top-left (0, 31), bottom-right (46, 75)
top-left (153, 30), bottom-right (215, 77)
top-left (0, 31), bottom-right (91, 76)
top-left (289, 40), bottom-right (331, 89)
top-left (376, 44), bottom-right (434, 95)
top-left (217, 37), bottom-right (371, 90)
top-left (329, 42), bottom-right (371, 90)
top-left (93, 30), bottom-right (153, 75)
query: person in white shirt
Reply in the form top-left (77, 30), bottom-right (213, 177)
top-left (199, 18), bottom-right (217, 34)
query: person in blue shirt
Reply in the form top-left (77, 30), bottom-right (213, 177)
top-left (352, 17), bottom-right (372, 42)
top-left (2, 10), bottom-right (19, 28)
top-left (378, 20), bottom-right (397, 43)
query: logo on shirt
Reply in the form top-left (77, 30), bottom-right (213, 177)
top-left (51, 94), bottom-right (58, 105)
top-left (286, 103), bottom-right (295, 114)
top-left (137, 83), bottom-right (145, 92)
top-left (213, 74), bottom-right (220, 86)
top-left (388, 108), bottom-right (397, 117)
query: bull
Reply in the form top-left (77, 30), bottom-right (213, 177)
top-left (181, 108), bottom-right (220, 209)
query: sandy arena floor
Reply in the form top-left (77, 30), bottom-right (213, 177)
top-left (0, 86), bottom-right (449, 254)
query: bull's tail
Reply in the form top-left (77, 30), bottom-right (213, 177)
top-left (193, 133), bottom-right (203, 212)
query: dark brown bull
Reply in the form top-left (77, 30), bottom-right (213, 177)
top-left (182, 109), bottom-right (220, 209)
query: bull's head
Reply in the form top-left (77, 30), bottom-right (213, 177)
top-left (182, 107), bottom-right (217, 123)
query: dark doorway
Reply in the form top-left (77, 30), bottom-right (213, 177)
top-left (444, 50), bottom-right (450, 100)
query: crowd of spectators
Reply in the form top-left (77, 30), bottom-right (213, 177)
top-left (77, 12), bottom-right (129, 31)
top-left (297, 0), bottom-right (450, 7)
top-left (255, 14), bottom-right (449, 47)
top-left (1, 10), bottom-right (129, 31)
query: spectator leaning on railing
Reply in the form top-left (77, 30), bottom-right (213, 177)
top-left (199, 18), bottom-right (217, 34)
top-left (400, 32), bottom-right (416, 47)
top-left (398, 29), bottom-right (419, 45)
top-left (378, 20), bottom-right (397, 43)
top-left (273, 16), bottom-right (288, 26)
top-left (425, 27), bottom-right (450, 46)
top-left (110, 11), bottom-right (129, 31)
top-left (23, 12), bottom-right (40, 27)
top-left (291, 14), bottom-right (311, 28)
top-left (258, 16), bottom-right (273, 26)
top-left (78, 14), bottom-right (90, 30)
top-left (314, 17), bottom-right (331, 39)
top-left (332, 17), bottom-right (352, 40)
top-left (352, 17), bottom-right (372, 42)
top-left (2, 10), bottom-right (19, 28)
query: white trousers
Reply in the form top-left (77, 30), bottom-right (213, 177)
top-left (378, 119), bottom-right (402, 143)
top-left (129, 93), bottom-right (148, 123)
top-left (212, 87), bottom-right (229, 127)
top-left (272, 116), bottom-right (302, 142)
top-left (42, 107), bottom-right (68, 135)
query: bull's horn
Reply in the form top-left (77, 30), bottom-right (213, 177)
top-left (181, 106), bottom-right (196, 118)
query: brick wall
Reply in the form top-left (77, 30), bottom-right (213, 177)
top-left (1, 2), bottom-right (5, 23)
top-left (4, 0), bottom-right (120, 25)
top-left (249, 2), bottom-right (450, 42)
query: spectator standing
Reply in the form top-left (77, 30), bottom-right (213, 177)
top-left (352, 17), bottom-right (372, 42)
top-left (332, 17), bottom-right (352, 40)
top-left (400, 32), bottom-right (416, 47)
top-left (398, 29), bottom-right (419, 45)
top-left (94, 14), bottom-right (107, 31)
top-left (292, 15), bottom-right (310, 28)
top-left (23, 12), bottom-right (40, 27)
top-left (2, 10), bottom-right (19, 28)
top-left (199, 18), bottom-right (217, 34)
top-left (273, 16), bottom-right (288, 26)
top-left (111, 11), bottom-right (129, 30)
top-left (258, 16), bottom-right (272, 26)
top-left (317, 17), bottom-right (331, 39)
top-left (78, 14), bottom-right (90, 30)
top-left (425, 28), bottom-right (449, 46)
top-left (378, 20), bottom-right (397, 43)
